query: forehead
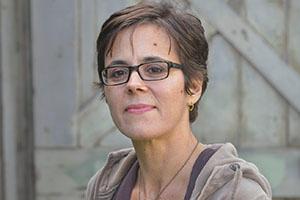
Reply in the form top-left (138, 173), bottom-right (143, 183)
top-left (105, 23), bottom-right (180, 65)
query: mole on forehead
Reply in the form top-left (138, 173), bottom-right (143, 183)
top-left (153, 43), bottom-right (157, 46)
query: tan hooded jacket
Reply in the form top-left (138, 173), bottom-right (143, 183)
top-left (86, 143), bottom-right (272, 200)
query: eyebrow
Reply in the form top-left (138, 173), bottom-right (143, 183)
top-left (108, 60), bottom-right (128, 66)
top-left (107, 56), bottom-right (165, 67)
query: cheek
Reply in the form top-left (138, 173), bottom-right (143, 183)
top-left (167, 78), bottom-right (186, 97)
top-left (160, 85), bottom-right (186, 105)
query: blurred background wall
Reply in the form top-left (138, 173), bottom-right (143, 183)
top-left (1, 0), bottom-right (300, 200)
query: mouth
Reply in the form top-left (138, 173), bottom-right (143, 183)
top-left (125, 104), bottom-right (156, 114)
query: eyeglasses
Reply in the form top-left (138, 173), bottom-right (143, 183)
top-left (100, 60), bottom-right (183, 86)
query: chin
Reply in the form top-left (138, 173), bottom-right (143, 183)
top-left (121, 128), bottom-right (163, 141)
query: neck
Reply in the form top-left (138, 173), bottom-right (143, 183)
top-left (132, 130), bottom-right (203, 198)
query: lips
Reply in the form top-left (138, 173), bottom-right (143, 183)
top-left (125, 104), bottom-right (155, 114)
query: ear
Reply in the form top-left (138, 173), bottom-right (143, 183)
top-left (187, 79), bottom-right (203, 104)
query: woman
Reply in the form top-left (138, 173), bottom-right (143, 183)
top-left (86, 2), bottom-right (272, 200)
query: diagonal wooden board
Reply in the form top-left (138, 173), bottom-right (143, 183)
top-left (191, 0), bottom-right (300, 113)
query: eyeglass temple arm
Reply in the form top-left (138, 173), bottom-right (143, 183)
top-left (170, 62), bottom-right (183, 69)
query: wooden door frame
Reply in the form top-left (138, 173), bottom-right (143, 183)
top-left (0, 0), bottom-right (35, 199)
top-left (14, 0), bottom-right (35, 199)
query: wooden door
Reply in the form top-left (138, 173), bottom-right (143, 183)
top-left (31, 0), bottom-right (300, 199)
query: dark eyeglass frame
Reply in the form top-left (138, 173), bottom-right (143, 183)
top-left (100, 60), bottom-right (183, 86)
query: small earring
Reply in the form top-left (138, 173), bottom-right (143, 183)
top-left (189, 104), bottom-right (194, 112)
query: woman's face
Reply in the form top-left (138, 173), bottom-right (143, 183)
top-left (104, 24), bottom-right (197, 140)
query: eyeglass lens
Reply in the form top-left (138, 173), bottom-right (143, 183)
top-left (102, 62), bottom-right (170, 85)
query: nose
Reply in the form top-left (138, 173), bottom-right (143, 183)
top-left (125, 71), bottom-right (147, 93)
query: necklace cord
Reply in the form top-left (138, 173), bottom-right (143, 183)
top-left (138, 141), bottom-right (199, 200)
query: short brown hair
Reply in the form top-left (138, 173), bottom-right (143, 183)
top-left (96, 1), bottom-right (209, 123)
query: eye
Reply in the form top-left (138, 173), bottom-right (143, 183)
top-left (107, 67), bottom-right (128, 79)
top-left (144, 63), bottom-right (167, 75)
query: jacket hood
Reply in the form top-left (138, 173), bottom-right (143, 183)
top-left (192, 143), bottom-right (272, 199)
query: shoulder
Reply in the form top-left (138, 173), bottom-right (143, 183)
top-left (85, 148), bottom-right (136, 200)
top-left (210, 163), bottom-right (272, 199)
top-left (193, 143), bottom-right (272, 200)
top-left (234, 176), bottom-right (271, 199)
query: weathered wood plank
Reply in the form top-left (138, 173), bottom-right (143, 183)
top-left (191, 0), bottom-right (300, 113)
top-left (227, 0), bottom-right (245, 16)
top-left (288, 0), bottom-right (300, 74)
top-left (193, 35), bottom-right (239, 144)
top-left (0, 38), bottom-right (4, 200)
top-left (239, 148), bottom-right (300, 197)
top-left (1, 0), bottom-right (19, 198)
top-left (95, 0), bottom-right (135, 29)
top-left (239, 0), bottom-right (287, 147)
top-left (36, 192), bottom-right (84, 200)
top-left (0, 119), bottom-right (3, 199)
top-left (288, 107), bottom-right (300, 146)
top-left (240, 60), bottom-right (286, 147)
top-left (201, 19), bottom-right (217, 41)
top-left (288, 0), bottom-right (300, 147)
top-left (15, 0), bottom-right (35, 199)
top-left (100, 128), bottom-right (132, 148)
top-left (32, 0), bottom-right (78, 147)
top-left (78, 0), bottom-right (98, 105)
top-left (0, 2), bottom-right (4, 198)
top-left (78, 99), bottom-right (115, 147)
top-left (1, 0), bottom-right (35, 199)
top-left (244, 0), bottom-right (285, 55)
top-left (35, 147), bottom-right (114, 195)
